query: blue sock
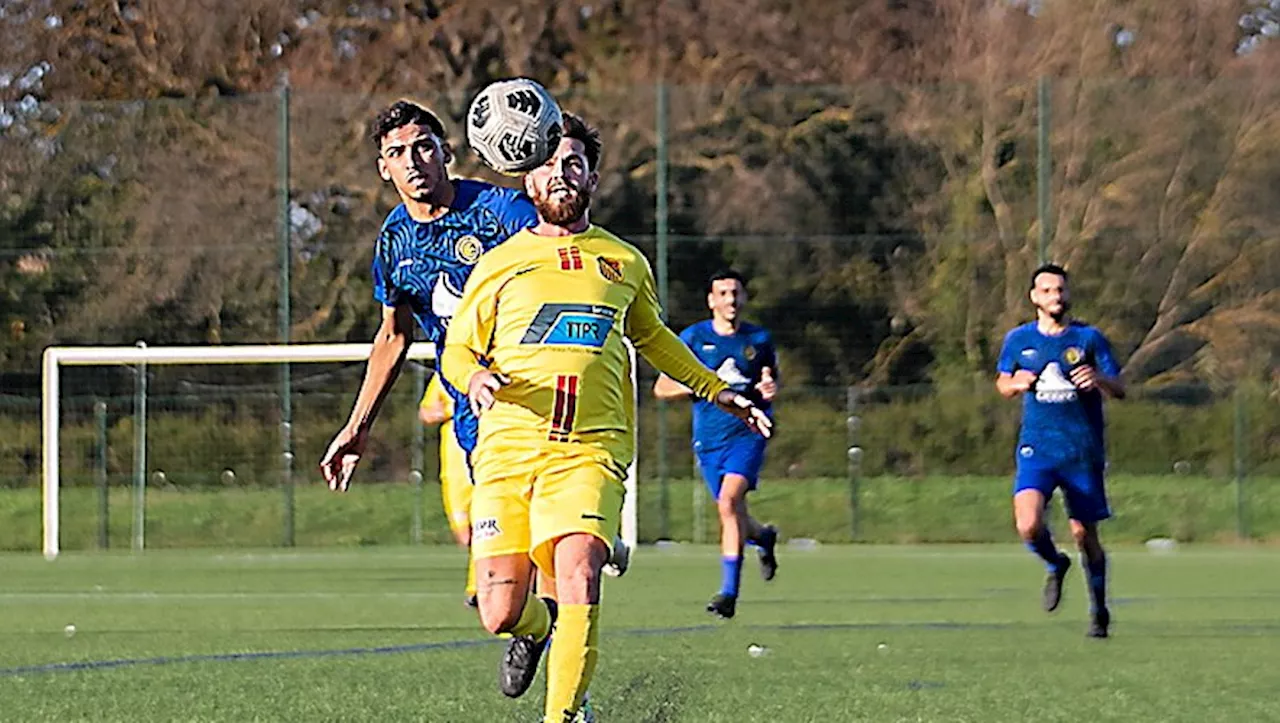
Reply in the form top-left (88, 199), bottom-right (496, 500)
top-left (720, 556), bottom-right (743, 597)
top-left (1025, 527), bottom-right (1062, 572)
top-left (1084, 553), bottom-right (1107, 612)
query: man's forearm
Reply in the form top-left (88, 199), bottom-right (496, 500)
top-left (439, 344), bottom-right (487, 396)
top-left (346, 332), bottom-right (410, 432)
top-left (638, 330), bottom-right (728, 402)
top-left (653, 374), bottom-right (693, 400)
top-left (995, 375), bottom-right (1024, 399)
top-left (1097, 373), bottom-right (1126, 400)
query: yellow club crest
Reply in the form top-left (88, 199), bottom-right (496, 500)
top-left (597, 256), bottom-right (624, 283)
top-left (1064, 346), bottom-right (1084, 366)
top-left (455, 235), bottom-right (483, 265)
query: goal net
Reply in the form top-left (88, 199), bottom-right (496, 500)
top-left (39, 343), bottom-right (638, 558)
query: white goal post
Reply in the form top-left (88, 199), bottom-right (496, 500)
top-left (40, 342), bottom-right (639, 558)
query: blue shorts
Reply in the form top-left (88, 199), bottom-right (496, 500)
top-left (695, 437), bottom-right (767, 499)
top-left (1013, 457), bottom-right (1111, 524)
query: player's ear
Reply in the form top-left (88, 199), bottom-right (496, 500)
top-left (523, 172), bottom-right (535, 197)
top-left (440, 141), bottom-right (454, 166)
top-left (376, 156), bottom-right (391, 182)
top-left (586, 170), bottom-right (600, 194)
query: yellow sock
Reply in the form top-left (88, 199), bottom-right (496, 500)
top-left (544, 604), bottom-right (599, 723)
top-left (508, 594), bottom-right (552, 641)
top-left (464, 558), bottom-right (477, 599)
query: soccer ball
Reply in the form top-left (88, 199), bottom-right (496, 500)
top-left (466, 78), bottom-right (564, 176)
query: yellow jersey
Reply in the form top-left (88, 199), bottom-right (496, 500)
top-left (440, 225), bottom-right (728, 466)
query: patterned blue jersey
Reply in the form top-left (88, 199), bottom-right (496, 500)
top-left (372, 179), bottom-right (537, 342)
top-left (997, 321), bottom-right (1120, 466)
top-left (371, 179), bottom-right (536, 454)
top-left (679, 320), bottom-right (777, 446)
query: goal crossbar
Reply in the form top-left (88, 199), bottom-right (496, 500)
top-left (41, 343), bottom-right (639, 558)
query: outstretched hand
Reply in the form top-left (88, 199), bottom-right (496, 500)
top-left (319, 425), bottom-right (369, 492)
top-left (714, 390), bottom-right (773, 438)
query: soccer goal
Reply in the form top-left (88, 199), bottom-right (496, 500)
top-left (40, 343), bottom-right (639, 558)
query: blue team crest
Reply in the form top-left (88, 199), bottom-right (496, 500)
top-left (455, 235), bottom-right (483, 265)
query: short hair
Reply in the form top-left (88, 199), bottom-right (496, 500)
top-left (562, 112), bottom-right (602, 171)
top-left (708, 269), bottom-right (748, 294)
top-left (1030, 263), bottom-right (1068, 290)
top-left (369, 100), bottom-right (446, 150)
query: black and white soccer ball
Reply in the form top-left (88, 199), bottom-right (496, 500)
top-left (466, 78), bottom-right (563, 176)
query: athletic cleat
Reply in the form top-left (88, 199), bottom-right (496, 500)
top-left (756, 524), bottom-right (779, 581)
top-left (571, 693), bottom-right (597, 723)
top-left (1042, 553), bottom-right (1071, 612)
top-left (1087, 607), bottom-right (1111, 639)
top-left (464, 593), bottom-right (478, 609)
top-left (603, 537), bottom-right (631, 578)
top-left (499, 598), bottom-right (557, 698)
top-left (706, 592), bottom-right (737, 620)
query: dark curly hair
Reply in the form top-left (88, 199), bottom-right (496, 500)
top-left (369, 100), bottom-right (446, 150)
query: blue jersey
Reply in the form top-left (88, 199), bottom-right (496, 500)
top-left (680, 320), bottom-right (777, 446)
top-left (371, 179), bottom-right (537, 342)
top-left (997, 321), bottom-right (1120, 466)
top-left (371, 179), bottom-right (536, 456)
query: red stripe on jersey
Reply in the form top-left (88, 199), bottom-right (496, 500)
top-left (549, 375), bottom-right (569, 440)
top-left (558, 248), bottom-right (572, 271)
top-left (548, 374), bottom-right (579, 441)
top-left (563, 375), bottom-right (579, 432)
top-left (569, 247), bottom-right (584, 270)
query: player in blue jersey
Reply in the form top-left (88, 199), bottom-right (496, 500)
top-left (320, 99), bottom-right (538, 493)
top-left (996, 264), bottom-right (1126, 639)
top-left (654, 269), bottom-right (780, 619)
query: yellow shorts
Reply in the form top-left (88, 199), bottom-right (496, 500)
top-left (470, 442), bottom-right (625, 575)
top-left (438, 422), bottom-right (473, 539)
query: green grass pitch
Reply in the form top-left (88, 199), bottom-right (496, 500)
top-left (2, 545), bottom-right (1279, 722)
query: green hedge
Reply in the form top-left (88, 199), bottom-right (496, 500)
top-left (2, 383), bottom-right (1276, 489)
top-left (3, 474), bottom-right (1277, 551)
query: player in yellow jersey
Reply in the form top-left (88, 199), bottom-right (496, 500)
top-left (441, 114), bottom-right (772, 723)
top-left (418, 373), bottom-right (478, 607)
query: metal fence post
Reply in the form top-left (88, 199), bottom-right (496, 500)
top-left (95, 399), bottom-right (109, 550)
top-left (847, 386), bottom-right (862, 541)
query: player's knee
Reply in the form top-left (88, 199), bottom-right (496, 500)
top-left (1070, 521), bottom-right (1097, 549)
top-left (478, 597), bottom-right (524, 635)
top-left (1014, 516), bottom-right (1041, 542)
top-left (553, 536), bottom-right (608, 604)
top-left (716, 493), bottom-right (743, 519)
